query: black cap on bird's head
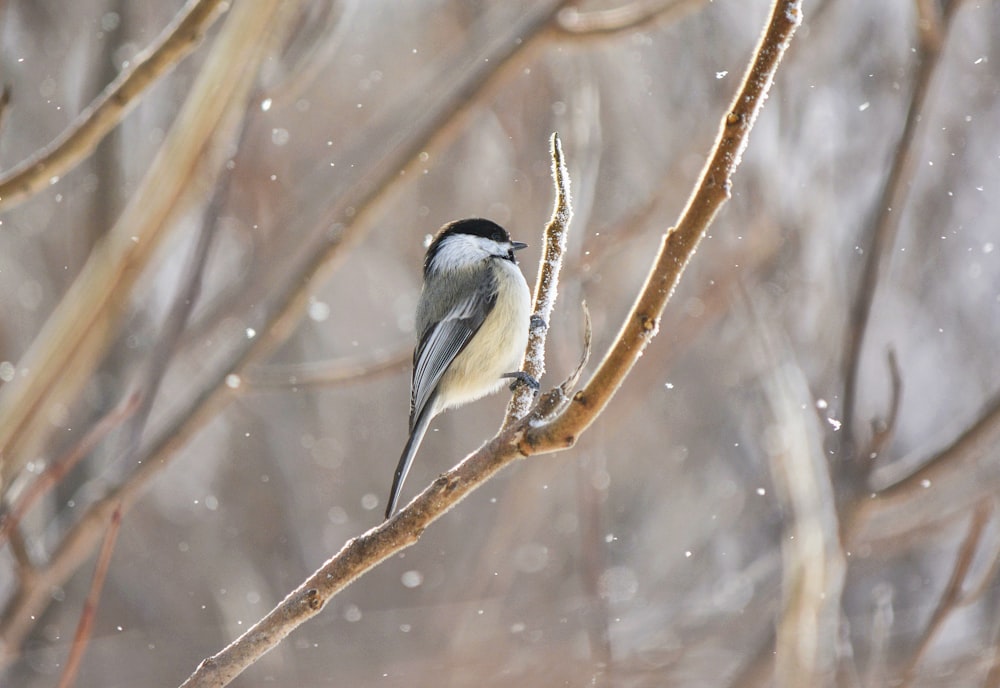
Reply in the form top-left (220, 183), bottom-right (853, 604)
top-left (423, 218), bottom-right (527, 274)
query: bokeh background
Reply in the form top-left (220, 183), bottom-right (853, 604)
top-left (1, 0), bottom-right (999, 686)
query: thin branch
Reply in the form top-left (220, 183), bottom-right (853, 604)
top-left (840, 0), bottom-right (966, 447)
top-left (0, 392), bottom-right (140, 547)
top-left (897, 502), bottom-right (990, 688)
top-left (0, 0), bottom-right (285, 491)
top-left (524, 0), bottom-right (802, 454)
top-left (241, 344), bottom-right (410, 390)
top-left (867, 348), bottom-right (903, 460)
top-left (55, 503), bottom-right (122, 688)
top-left (847, 389), bottom-right (1000, 543)
top-left (176, 2), bottom-right (802, 685)
top-left (0, 0), bottom-right (230, 212)
top-left (555, 0), bottom-right (708, 37)
top-left (505, 132), bottom-right (573, 425)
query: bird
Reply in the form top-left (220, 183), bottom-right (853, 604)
top-left (385, 218), bottom-right (534, 519)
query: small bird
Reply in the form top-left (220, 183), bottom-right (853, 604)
top-left (385, 218), bottom-right (533, 519)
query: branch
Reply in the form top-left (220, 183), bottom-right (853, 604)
top-left (840, 0), bottom-right (966, 447)
top-left (555, 0), bottom-right (708, 37)
top-left (177, 2), bottom-right (802, 684)
top-left (0, 0), bottom-right (230, 212)
top-left (505, 132), bottom-right (572, 425)
top-left (897, 502), bottom-right (990, 687)
top-left (0, 392), bottom-right (140, 548)
top-left (524, 0), bottom-right (802, 454)
top-left (55, 503), bottom-right (122, 688)
top-left (847, 389), bottom-right (1000, 543)
top-left (241, 345), bottom-right (411, 390)
top-left (0, 0), bottom-right (286, 490)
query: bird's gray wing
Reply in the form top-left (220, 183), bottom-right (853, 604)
top-left (410, 276), bottom-right (497, 429)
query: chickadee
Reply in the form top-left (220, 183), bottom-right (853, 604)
top-left (385, 218), bottom-right (533, 519)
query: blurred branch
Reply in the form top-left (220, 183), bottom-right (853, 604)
top-left (840, 0), bottom-right (966, 449)
top-left (0, 392), bottom-right (140, 548)
top-left (0, 0), bottom-right (285, 493)
top-left (55, 503), bottom-right (122, 688)
top-left (0, 0), bottom-right (230, 212)
top-left (555, 0), bottom-right (707, 36)
top-left (847, 389), bottom-right (1000, 543)
top-left (0, 86), bottom-right (10, 137)
top-left (753, 306), bottom-right (844, 684)
top-left (505, 132), bottom-right (573, 425)
top-left (897, 502), bottom-right (990, 687)
top-left (0, 1), bottom-right (293, 665)
top-left (867, 348), bottom-right (902, 460)
top-left (242, 344), bottom-right (411, 389)
top-left (176, 2), bottom-right (802, 685)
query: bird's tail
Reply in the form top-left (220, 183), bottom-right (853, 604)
top-left (385, 401), bottom-right (437, 519)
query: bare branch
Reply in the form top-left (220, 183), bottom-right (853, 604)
top-left (867, 348), bottom-right (903, 460)
top-left (0, 0), bottom-right (287, 491)
top-left (555, 0), bottom-right (707, 37)
top-left (847, 390), bottom-right (1000, 543)
top-left (524, 0), bottom-right (802, 454)
top-left (55, 503), bottom-right (122, 688)
top-left (242, 345), bottom-right (411, 389)
top-left (0, 392), bottom-right (140, 547)
top-left (0, 0), bottom-right (230, 212)
top-left (505, 132), bottom-right (573, 425)
top-left (840, 0), bottom-right (965, 446)
top-left (897, 503), bottom-right (990, 687)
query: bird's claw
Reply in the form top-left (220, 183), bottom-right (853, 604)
top-left (504, 371), bottom-right (540, 394)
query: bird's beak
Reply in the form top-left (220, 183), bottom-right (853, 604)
top-left (511, 241), bottom-right (528, 251)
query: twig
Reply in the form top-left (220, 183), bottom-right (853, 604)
top-left (55, 502), bottom-right (122, 688)
top-left (897, 502), bottom-right (990, 687)
top-left (505, 132), bottom-right (573, 425)
top-left (840, 0), bottom-right (966, 448)
top-left (176, 2), bottom-right (802, 685)
top-left (0, 0), bottom-right (285, 492)
top-left (0, 392), bottom-right (140, 547)
top-left (555, 0), bottom-right (708, 37)
top-left (867, 348), bottom-right (903, 460)
top-left (848, 390), bottom-right (1000, 543)
top-left (0, 0), bottom-right (230, 212)
top-left (242, 344), bottom-right (411, 389)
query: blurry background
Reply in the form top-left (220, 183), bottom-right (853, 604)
top-left (0, 0), bottom-right (999, 686)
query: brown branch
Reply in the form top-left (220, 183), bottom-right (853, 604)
top-left (55, 503), bottom-right (122, 688)
top-left (505, 132), bottom-right (573, 425)
top-left (241, 344), bottom-right (411, 390)
top-left (176, 2), bottom-right (802, 685)
top-left (847, 389), bottom-right (1000, 543)
top-left (524, 0), bottom-right (802, 454)
top-left (867, 348), bottom-right (903, 460)
top-left (0, 392), bottom-right (140, 547)
top-left (897, 502), bottom-right (990, 687)
top-left (0, 1), bottom-right (292, 664)
top-left (0, 0), bottom-right (230, 212)
top-left (840, 0), bottom-right (966, 448)
top-left (555, 0), bottom-right (708, 37)
top-left (0, 0), bottom-right (286, 492)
